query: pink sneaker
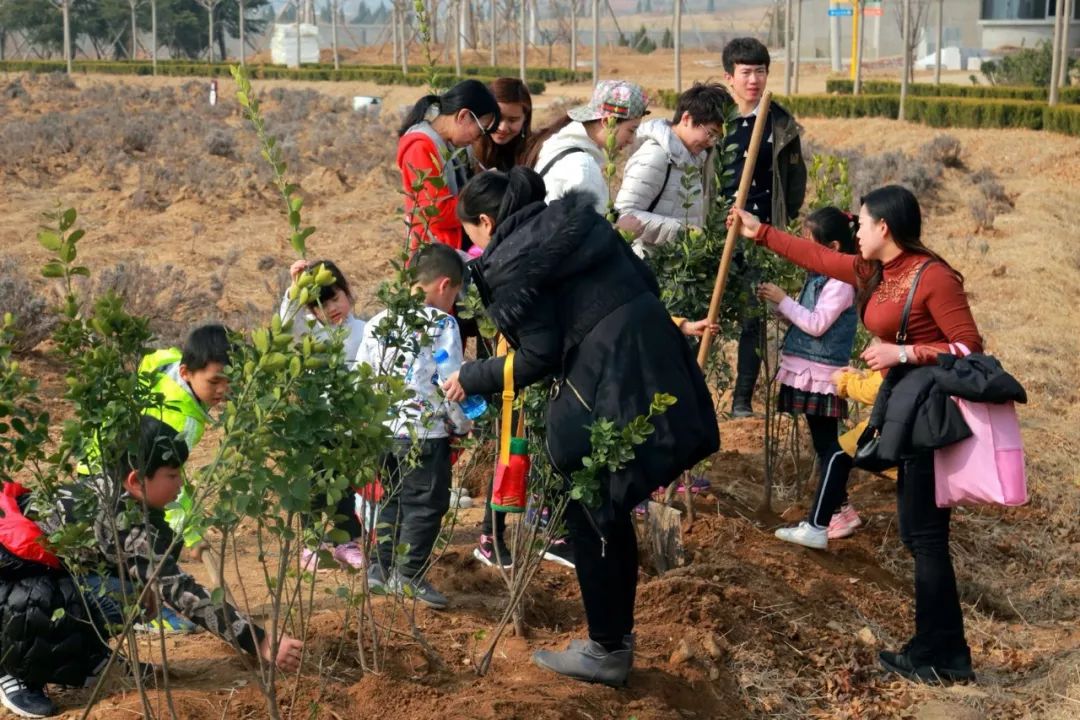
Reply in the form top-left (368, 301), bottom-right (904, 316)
top-left (827, 505), bottom-right (863, 540)
top-left (332, 541), bottom-right (367, 571)
top-left (301, 544), bottom-right (330, 572)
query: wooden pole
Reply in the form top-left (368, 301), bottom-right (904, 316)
top-left (674, 0), bottom-right (682, 91)
top-left (696, 90), bottom-right (773, 368)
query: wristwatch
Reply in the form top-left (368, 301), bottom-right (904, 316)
top-left (898, 345), bottom-right (909, 364)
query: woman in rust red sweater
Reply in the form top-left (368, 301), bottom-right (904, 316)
top-left (733, 185), bottom-right (981, 684)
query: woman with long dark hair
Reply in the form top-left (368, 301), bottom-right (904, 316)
top-left (733, 185), bottom-right (981, 683)
top-left (472, 78), bottom-right (533, 172)
top-left (443, 167), bottom-right (719, 687)
top-left (397, 79), bottom-right (499, 250)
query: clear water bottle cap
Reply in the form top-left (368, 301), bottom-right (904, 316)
top-left (433, 348), bottom-right (449, 363)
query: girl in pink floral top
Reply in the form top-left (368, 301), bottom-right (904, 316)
top-left (758, 207), bottom-right (860, 550)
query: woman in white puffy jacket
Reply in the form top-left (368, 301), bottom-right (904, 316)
top-left (525, 80), bottom-right (648, 215)
top-left (615, 83), bottom-right (731, 255)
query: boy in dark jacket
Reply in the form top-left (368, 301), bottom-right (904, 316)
top-left (0, 417), bottom-right (302, 718)
top-left (720, 37), bottom-right (808, 416)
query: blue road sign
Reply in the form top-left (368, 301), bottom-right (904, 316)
top-left (828, 7), bottom-right (854, 15)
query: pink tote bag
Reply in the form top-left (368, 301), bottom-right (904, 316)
top-left (933, 343), bottom-right (1028, 508)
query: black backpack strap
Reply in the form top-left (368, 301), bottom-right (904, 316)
top-left (538, 147), bottom-right (587, 179)
top-left (645, 161), bottom-right (675, 213)
top-left (896, 260), bottom-right (936, 343)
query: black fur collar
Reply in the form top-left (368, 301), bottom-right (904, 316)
top-left (479, 190), bottom-right (605, 334)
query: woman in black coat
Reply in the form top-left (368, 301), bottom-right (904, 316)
top-left (443, 167), bottom-right (719, 687)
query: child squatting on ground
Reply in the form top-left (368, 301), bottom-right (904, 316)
top-left (0, 417), bottom-right (302, 719)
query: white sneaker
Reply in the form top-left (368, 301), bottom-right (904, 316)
top-left (775, 521), bottom-right (828, 550)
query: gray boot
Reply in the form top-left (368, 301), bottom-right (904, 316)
top-left (569, 634), bottom-right (634, 668)
top-left (533, 639), bottom-right (632, 687)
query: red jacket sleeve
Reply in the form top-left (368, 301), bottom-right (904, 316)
top-left (398, 136), bottom-right (463, 249)
top-left (755, 224), bottom-right (860, 286)
top-left (910, 264), bottom-right (983, 363)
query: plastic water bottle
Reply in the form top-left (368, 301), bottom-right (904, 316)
top-left (433, 349), bottom-right (488, 419)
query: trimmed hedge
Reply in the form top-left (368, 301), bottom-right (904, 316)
top-left (824, 77), bottom-right (1080, 105)
top-left (0, 60), bottom-right (547, 95)
top-left (784, 93), bottom-right (1080, 135)
top-left (654, 88), bottom-right (1080, 135)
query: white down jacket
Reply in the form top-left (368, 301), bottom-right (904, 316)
top-left (615, 119), bottom-right (707, 255)
top-left (534, 121), bottom-right (609, 215)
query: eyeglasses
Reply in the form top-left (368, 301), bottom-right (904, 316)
top-left (469, 110), bottom-right (496, 136)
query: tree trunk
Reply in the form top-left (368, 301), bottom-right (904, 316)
top-left (130, 1), bottom-right (138, 60)
top-left (898, 0), bottom-right (910, 120)
top-left (591, 0), bottom-right (598, 84)
top-left (519, 0), bottom-right (526, 81)
top-left (570, 0), bottom-right (577, 72)
top-left (783, 0), bottom-right (791, 94)
top-left (208, 2), bottom-right (215, 63)
top-left (854, 0), bottom-right (865, 93)
top-left (62, 0), bottom-right (72, 73)
top-left (331, 0), bottom-right (340, 69)
top-left (151, 0), bottom-right (157, 74)
top-left (793, 0), bottom-right (801, 93)
top-left (934, 0), bottom-right (943, 84)
top-left (239, 0), bottom-right (245, 65)
top-left (489, 0), bottom-right (496, 65)
top-left (674, 0), bottom-right (682, 91)
top-left (1051, 0), bottom-right (1065, 106)
top-left (1061, 0), bottom-right (1074, 88)
top-left (455, 0), bottom-right (463, 75)
top-left (400, 2), bottom-right (409, 73)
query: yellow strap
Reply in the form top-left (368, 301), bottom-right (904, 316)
top-left (497, 336), bottom-right (515, 465)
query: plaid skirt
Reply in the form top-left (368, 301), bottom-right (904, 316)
top-left (777, 384), bottom-right (848, 419)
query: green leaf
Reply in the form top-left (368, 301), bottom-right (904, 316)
top-left (38, 231), bottom-right (62, 252)
top-left (211, 587), bottom-right (225, 605)
top-left (60, 208), bottom-right (77, 231)
top-left (69, 266), bottom-right (91, 277)
top-left (41, 262), bottom-right (65, 278)
top-left (67, 228), bottom-right (85, 245)
top-left (289, 196), bottom-right (303, 213)
top-left (289, 232), bottom-right (306, 256)
top-left (58, 242), bottom-right (75, 263)
top-left (51, 608), bottom-right (66, 622)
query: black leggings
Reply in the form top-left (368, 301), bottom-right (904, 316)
top-left (805, 415), bottom-right (854, 528)
top-left (564, 499), bottom-right (638, 651)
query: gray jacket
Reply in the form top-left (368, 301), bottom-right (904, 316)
top-left (614, 119), bottom-right (706, 255)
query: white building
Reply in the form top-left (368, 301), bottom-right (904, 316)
top-left (789, 0), bottom-right (1077, 70)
